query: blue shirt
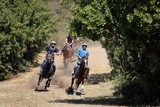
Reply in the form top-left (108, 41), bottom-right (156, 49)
top-left (46, 46), bottom-right (59, 59)
top-left (77, 48), bottom-right (89, 64)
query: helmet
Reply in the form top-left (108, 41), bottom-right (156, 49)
top-left (82, 43), bottom-right (87, 47)
top-left (51, 41), bottom-right (56, 45)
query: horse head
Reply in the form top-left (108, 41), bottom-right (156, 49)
top-left (80, 56), bottom-right (88, 68)
top-left (64, 43), bottom-right (72, 51)
top-left (42, 53), bottom-right (53, 77)
top-left (63, 44), bottom-right (73, 66)
top-left (77, 56), bottom-right (88, 78)
top-left (46, 54), bottom-right (52, 63)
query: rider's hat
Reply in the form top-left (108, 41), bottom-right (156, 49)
top-left (51, 41), bottom-right (56, 45)
top-left (82, 43), bottom-right (87, 47)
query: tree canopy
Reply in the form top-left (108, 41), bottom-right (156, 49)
top-left (63, 0), bottom-right (160, 105)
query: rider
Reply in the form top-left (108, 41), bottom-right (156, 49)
top-left (40, 41), bottom-right (60, 76)
top-left (72, 43), bottom-right (90, 79)
top-left (61, 33), bottom-right (74, 53)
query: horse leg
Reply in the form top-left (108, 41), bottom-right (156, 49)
top-left (73, 79), bottom-right (78, 95)
top-left (63, 57), bottom-right (67, 67)
top-left (35, 75), bottom-right (43, 91)
top-left (73, 79), bottom-right (81, 95)
top-left (44, 79), bottom-right (49, 90)
top-left (47, 76), bottom-right (53, 87)
top-left (80, 80), bottom-right (85, 94)
top-left (44, 76), bottom-right (52, 90)
top-left (70, 67), bottom-right (77, 88)
top-left (70, 77), bottom-right (75, 88)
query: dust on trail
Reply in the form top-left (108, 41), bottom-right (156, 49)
top-left (0, 41), bottom-right (120, 107)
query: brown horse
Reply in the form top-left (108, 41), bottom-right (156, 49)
top-left (35, 54), bottom-right (55, 91)
top-left (62, 43), bottom-right (73, 67)
top-left (66, 57), bottom-right (88, 95)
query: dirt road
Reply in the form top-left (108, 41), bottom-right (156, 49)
top-left (0, 41), bottom-right (121, 107)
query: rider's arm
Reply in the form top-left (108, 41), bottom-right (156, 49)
top-left (44, 46), bottom-right (49, 55)
top-left (86, 52), bottom-right (89, 60)
top-left (69, 39), bottom-right (74, 45)
top-left (76, 49), bottom-right (81, 59)
top-left (65, 38), bottom-right (68, 44)
top-left (54, 48), bottom-right (60, 55)
top-left (76, 53), bottom-right (81, 60)
top-left (65, 36), bottom-right (69, 44)
top-left (86, 56), bottom-right (89, 59)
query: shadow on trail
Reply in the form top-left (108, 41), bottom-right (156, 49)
top-left (86, 73), bottom-right (112, 85)
top-left (34, 89), bottom-right (49, 92)
top-left (65, 91), bottom-right (82, 96)
top-left (49, 96), bottom-right (132, 106)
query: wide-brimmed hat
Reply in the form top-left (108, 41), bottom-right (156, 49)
top-left (82, 43), bottom-right (87, 47)
top-left (51, 41), bottom-right (56, 45)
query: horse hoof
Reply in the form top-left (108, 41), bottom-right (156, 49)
top-left (73, 93), bottom-right (76, 96)
top-left (43, 86), bottom-right (47, 90)
top-left (35, 87), bottom-right (38, 91)
top-left (73, 90), bottom-right (76, 96)
top-left (68, 87), bottom-right (73, 91)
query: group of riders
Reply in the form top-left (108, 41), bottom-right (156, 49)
top-left (38, 33), bottom-right (90, 90)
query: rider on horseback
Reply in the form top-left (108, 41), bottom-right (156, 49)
top-left (61, 33), bottom-right (74, 53)
top-left (40, 41), bottom-right (60, 76)
top-left (72, 43), bottom-right (90, 79)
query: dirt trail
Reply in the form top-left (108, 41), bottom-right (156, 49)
top-left (0, 41), bottom-right (121, 107)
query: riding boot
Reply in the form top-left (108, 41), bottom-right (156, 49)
top-left (72, 66), bottom-right (76, 78)
top-left (51, 61), bottom-right (56, 75)
top-left (40, 59), bottom-right (46, 76)
top-left (40, 70), bottom-right (43, 76)
top-left (72, 72), bottom-right (75, 78)
top-left (40, 68), bottom-right (44, 76)
top-left (72, 66), bottom-right (79, 78)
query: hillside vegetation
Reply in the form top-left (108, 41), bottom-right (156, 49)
top-left (0, 0), bottom-right (60, 80)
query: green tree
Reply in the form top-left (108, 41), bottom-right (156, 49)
top-left (64, 0), bottom-right (160, 105)
top-left (0, 0), bottom-right (59, 80)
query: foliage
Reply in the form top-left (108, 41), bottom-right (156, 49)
top-left (63, 0), bottom-right (160, 105)
top-left (0, 0), bottom-right (58, 80)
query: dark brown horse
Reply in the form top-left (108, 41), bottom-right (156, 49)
top-left (66, 57), bottom-right (88, 95)
top-left (35, 54), bottom-right (55, 91)
top-left (62, 43), bottom-right (73, 67)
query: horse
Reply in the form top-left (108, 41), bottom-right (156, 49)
top-left (62, 43), bottom-right (73, 67)
top-left (35, 54), bottom-right (55, 91)
top-left (66, 56), bottom-right (88, 95)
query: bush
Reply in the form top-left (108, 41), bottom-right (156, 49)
top-left (0, 0), bottom-right (58, 81)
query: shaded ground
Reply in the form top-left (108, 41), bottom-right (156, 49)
top-left (0, 41), bottom-right (128, 107)
top-left (52, 96), bottom-right (127, 106)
